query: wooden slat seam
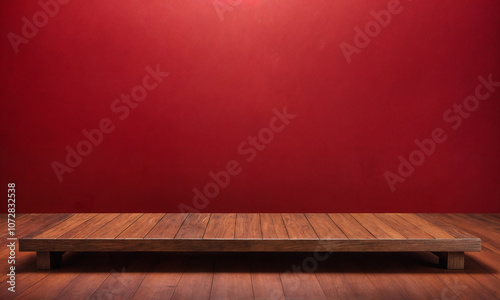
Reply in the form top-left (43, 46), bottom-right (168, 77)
top-left (401, 214), bottom-right (454, 240)
top-left (83, 214), bottom-right (121, 239)
top-left (173, 213), bottom-right (191, 239)
top-left (138, 213), bottom-right (168, 239)
top-left (304, 214), bottom-right (335, 240)
top-left (326, 214), bottom-right (349, 239)
top-left (202, 213), bottom-right (212, 239)
top-left (349, 213), bottom-right (380, 240)
top-left (279, 214), bottom-right (291, 239)
top-left (32, 213), bottom-right (76, 239)
top-left (374, 214), bottom-right (433, 240)
top-left (112, 213), bottom-right (145, 239)
top-left (54, 214), bottom-right (99, 239)
top-left (233, 213), bottom-right (237, 240)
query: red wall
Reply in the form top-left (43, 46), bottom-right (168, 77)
top-left (1, 0), bottom-right (500, 213)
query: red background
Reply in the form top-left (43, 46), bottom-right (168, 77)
top-left (1, 0), bottom-right (499, 213)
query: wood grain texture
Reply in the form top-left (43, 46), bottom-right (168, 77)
top-left (375, 214), bottom-right (434, 239)
top-left (20, 239), bottom-right (481, 252)
top-left (204, 213), bottom-right (236, 239)
top-left (328, 213), bottom-right (375, 239)
top-left (260, 213), bottom-right (289, 239)
top-left (397, 213), bottom-right (455, 239)
top-left (117, 213), bottom-right (165, 239)
top-left (89, 213), bottom-right (143, 239)
top-left (351, 213), bottom-right (406, 239)
top-left (6, 214), bottom-right (499, 299)
top-left (235, 214), bottom-right (262, 239)
top-left (146, 213), bottom-right (188, 239)
top-left (210, 255), bottom-right (254, 299)
top-left (59, 214), bottom-right (119, 239)
top-left (19, 213), bottom-right (481, 273)
top-left (175, 213), bottom-right (210, 239)
top-left (282, 213), bottom-right (318, 240)
top-left (170, 256), bottom-right (215, 300)
top-left (34, 214), bottom-right (96, 239)
top-left (306, 213), bottom-right (347, 239)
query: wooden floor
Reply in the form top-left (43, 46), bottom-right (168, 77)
top-left (3, 214), bottom-right (500, 299)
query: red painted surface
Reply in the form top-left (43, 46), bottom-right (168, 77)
top-left (1, 0), bottom-right (499, 213)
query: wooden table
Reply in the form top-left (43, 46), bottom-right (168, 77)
top-left (19, 213), bottom-right (481, 270)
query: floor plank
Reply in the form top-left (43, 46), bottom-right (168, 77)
top-left (59, 213), bottom-right (119, 239)
top-left (9, 213), bottom-right (500, 300)
top-left (203, 213), bottom-right (236, 240)
top-left (131, 253), bottom-right (187, 300)
top-left (117, 214), bottom-right (165, 239)
top-left (89, 213), bottom-right (143, 239)
top-left (175, 213), bottom-right (210, 239)
top-left (235, 214), bottom-right (262, 239)
top-left (145, 213), bottom-right (188, 239)
top-left (250, 254), bottom-right (285, 300)
top-left (374, 214), bottom-right (433, 239)
top-left (305, 213), bottom-right (347, 239)
top-left (281, 214), bottom-right (318, 240)
top-left (328, 213), bottom-right (375, 239)
top-left (351, 213), bottom-right (406, 239)
top-left (260, 214), bottom-right (288, 239)
top-left (88, 253), bottom-right (152, 300)
top-left (279, 259), bottom-right (327, 300)
top-left (170, 256), bottom-right (215, 300)
top-left (397, 213), bottom-right (455, 239)
top-left (33, 214), bottom-right (96, 239)
top-left (210, 255), bottom-right (254, 300)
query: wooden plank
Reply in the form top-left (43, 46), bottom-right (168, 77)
top-left (170, 256), bottom-right (215, 300)
top-left (117, 213), bottom-right (165, 239)
top-left (250, 254), bottom-right (285, 300)
top-left (33, 214), bottom-right (96, 239)
top-left (375, 214), bottom-right (434, 239)
top-left (53, 253), bottom-right (125, 300)
top-left (279, 256), bottom-right (327, 300)
top-left (88, 213), bottom-right (143, 239)
top-left (328, 213), bottom-right (375, 239)
top-left (210, 255), bottom-right (254, 299)
top-left (282, 213), bottom-right (318, 240)
top-left (88, 253), bottom-right (152, 300)
top-left (420, 251), bottom-right (499, 299)
top-left (59, 214), bottom-right (119, 239)
top-left (146, 213), bottom-right (188, 239)
top-left (12, 214), bottom-right (71, 239)
top-left (351, 213), bottom-right (406, 239)
top-left (13, 252), bottom-right (85, 299)
top-left (203, 213), bottom-right (236, 239)
top-left (316, 253), bottom-right (379, 300)
top-left (235, 214), bottom-right (262, 239)
top-left (260, 213), bottom-right (289, 239)
top-left (306, 213), bottom-right (347, 239)
top-left (417, 214), bottom-right (479, 239)
top-left (175, 213), bottom-right (210, 239)
top-left (20, 238), bottom-right (481, 252)
top-left (131, 253), bottom-right (187, 300)
top-left (398, 214), bottom-right (456, 239)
